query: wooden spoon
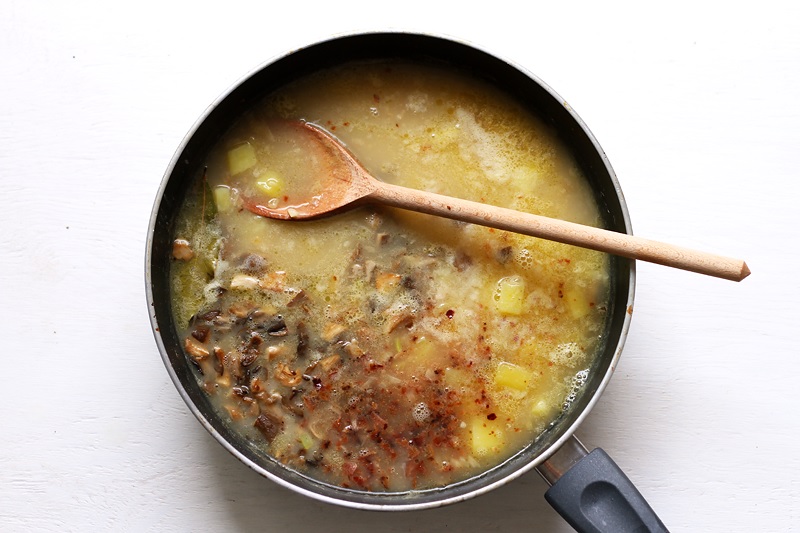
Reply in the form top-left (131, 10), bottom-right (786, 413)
top-left (243, 121), bottom-right (750, 282)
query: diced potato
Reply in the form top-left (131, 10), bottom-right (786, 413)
top-left (516, 340), bottom-right (546, 367)
top-left (563, 286), bottom-right (591, 319)
top-left (443, 366), bottom-right (471, 391)
top-left (393, 336), bottom-right (438, 373)
top-left (531, 398), bottom-right (558, 419)
top-left (516, 164), bottom-right (542, 193)
top-left (470, 418), bottom-right (505, 456)
top-left (494, 275), bottom-right (526, 315)
top-left (255, 171), bottom-right (284, 197)
top-left (213, 185), bottom-right (232, 212)
top-left (227, 142), bottom-right (257, 175)
top-left (494, 362), bottom-right (534, 392)
top-left (411, 336), bottom-right (436, 358)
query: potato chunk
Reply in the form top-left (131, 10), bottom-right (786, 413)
top-left (531, 398), bottom-right (558, 419)
top-left (494, 362), bottom-right (534, 392)
top-left (255, 170), bottom-right (284, 197)
top-left (494, 275), bottom-right (525, 315)
top-left (470, 418), bottom-right (505, 456)
top-left (213, 185), bottom-right (232, 212)
top-left (563, 286), bottom-right (591, 319)
top-left (227, 142), bottom-right (257, 175)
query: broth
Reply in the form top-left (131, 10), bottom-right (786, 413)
top-left (170, 61), bottom-right (610, 492)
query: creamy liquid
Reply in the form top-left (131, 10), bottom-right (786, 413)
top-left (170, 60), bottom-right (610, 492)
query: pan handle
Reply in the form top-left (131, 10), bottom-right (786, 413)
top-left (536, 436), bottom-right (668, 533)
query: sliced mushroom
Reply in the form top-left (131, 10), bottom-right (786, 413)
top-left (322, 323), bottom-right (346, 342)
top-left (276, 362), bottom-right (303, 387)
top-left (184, 337), bottom-right (209, 360)
top-left (172, 238), bottom-right (195, 261)
top-left (254, 412), bottom-right (283, 441)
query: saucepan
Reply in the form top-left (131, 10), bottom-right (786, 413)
top-left (146, 32), bottom-right (667, 532)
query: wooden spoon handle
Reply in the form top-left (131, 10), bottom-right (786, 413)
top-left (369, 181), bottom-right (750, 282)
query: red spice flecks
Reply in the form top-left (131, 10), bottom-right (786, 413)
top-left (405, 458), bottom-right (426, 488)
top-left (487, 413), bottom-right (497, 420)
top-left (445, 309), bottom-right (455, 319)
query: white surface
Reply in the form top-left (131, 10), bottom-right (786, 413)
top-left (2, 1), bottom-right (798, 531)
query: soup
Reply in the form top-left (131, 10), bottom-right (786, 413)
top-left (169, 61), bottom-right (610, 492)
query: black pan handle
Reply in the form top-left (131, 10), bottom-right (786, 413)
top-left (537, 436), bottom-right (668, 533)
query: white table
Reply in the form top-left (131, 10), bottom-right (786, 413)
top-left (3, 2), bottom-right (798, 531)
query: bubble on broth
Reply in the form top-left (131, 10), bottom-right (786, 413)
top-left (412, 402), bottom-right (432, 423)
top-left (549, 342), bottom-right (584, 365)
top-left (563, 369), bottom-right (590, 411)
top-left (516, 248), bottom-right (534, 269)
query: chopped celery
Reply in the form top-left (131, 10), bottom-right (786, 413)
top-left (201, 178), bottom-right (217, 222)
top-left (227, 142), bottom-right (257, 175)
top-left (298, 431), bottom-right (314, 450)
